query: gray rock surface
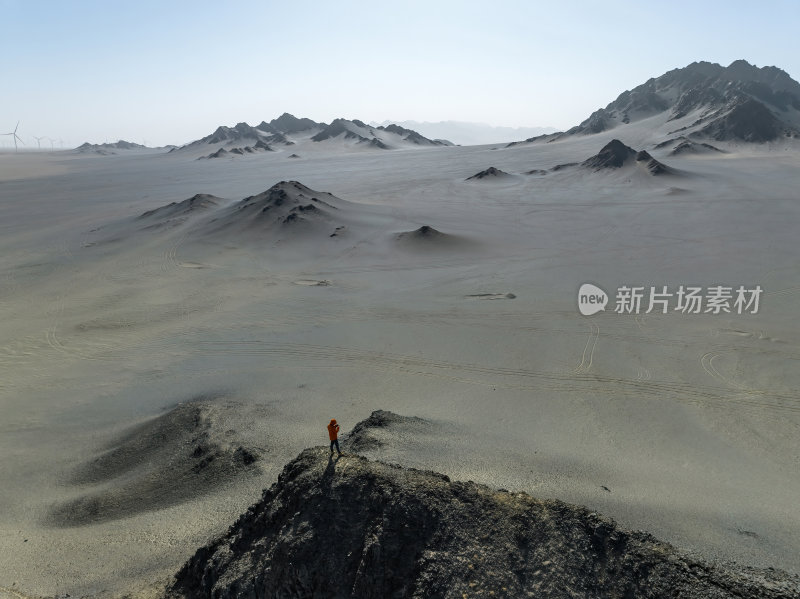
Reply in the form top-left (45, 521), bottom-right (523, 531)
top-left (167, 412), bottom-right (800, 599)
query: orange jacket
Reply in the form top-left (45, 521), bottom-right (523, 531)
top-left (327, 419), bottom-right (340, 441)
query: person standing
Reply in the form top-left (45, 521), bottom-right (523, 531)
top-left (327, 418), bottom-right (341, 456)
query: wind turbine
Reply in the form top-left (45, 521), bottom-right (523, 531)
top-left (2, 122), bottom-right (24, 153)
top-left (33, 135), bottom-right (46, 150)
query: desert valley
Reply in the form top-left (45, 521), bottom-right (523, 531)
top-left (1, 59), bottom-right (800, 597)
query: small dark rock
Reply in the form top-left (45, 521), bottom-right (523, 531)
top-left (466, 166), bottom-right (510, 180)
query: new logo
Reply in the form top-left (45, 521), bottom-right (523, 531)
top-left (578, 283), bottom-right (608, 316)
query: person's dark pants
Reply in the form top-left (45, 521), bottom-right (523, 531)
top-left (330, 439), bottom-right (341, 454)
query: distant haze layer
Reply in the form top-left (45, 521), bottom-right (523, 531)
top-left (372, 121), bottom-right (558, 145)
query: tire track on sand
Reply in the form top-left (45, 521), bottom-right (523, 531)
top-left (190, 341), bottom-right (800, 416)
top-left (574, 321), bottom-right (599, 373)
top-left (0, 585), bottom-right (39, 599)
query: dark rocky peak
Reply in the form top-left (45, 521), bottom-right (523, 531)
top-left (723, 60), bottom-right (799, 93)
top-left (578, 140), bottom-right (673, 175)
top-left (683, 60), bottom-right (726, 78)
top-left (167, 423), bottom-right (800, 599)
top-left (380, 123), bottom-right (413, 136)
top-left (235, 181), bottom-right (337, 213)
top-left (548, 60), bottom-right (800, 142)
top-left (311, 118), bottom-right (365, 142)
top-left (466, 166), bottom-right (511, 180)
top-left (582, 139), bottom-right (637, 169)
top-left (269, 113), bottom-right (321, 134)
top-left (204, 123), bottom-right (259, 144)
top-left (255, 121), bottom-right (282, 135)
top-left (410, 225), bottom-right (441, 237)
top-left (232, 122), bottom-right (254, 134)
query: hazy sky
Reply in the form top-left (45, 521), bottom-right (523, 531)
top-left (2, 0), bottom-right (798, 147)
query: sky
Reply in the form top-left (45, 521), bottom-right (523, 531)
top-left (2, 0), bottom-right (799, 148)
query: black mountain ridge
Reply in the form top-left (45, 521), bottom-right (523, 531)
top-left (77, 140), bottom-right (150, 153)
top-left (181, 113), bottom-right (444, 152)
top-left (510, 60), bottom-right (800, 145)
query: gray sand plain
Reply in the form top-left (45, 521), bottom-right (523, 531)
top-left (1, 120), bottom-right (799, 596)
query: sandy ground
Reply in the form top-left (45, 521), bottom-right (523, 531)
top-left (1, 127), bottom-right (799, 596)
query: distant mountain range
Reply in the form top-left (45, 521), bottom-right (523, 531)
top-left (83, 60), bottom-right (800, 152)
top-left (372, 120), bottom-right (558, 145)
top-left (512, 60), bottom-right (800, 145)
top-left (76, 140), bottom-right (149, 154)
top-left (178, 114), bottom-right (450, 156)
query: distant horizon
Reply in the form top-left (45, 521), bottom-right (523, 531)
top-left (1, 116), bottom-right (562, 150)
top-left (3, 53), bottom-right (798, 150)
top-left (3, 0), bottom-right (798, 148)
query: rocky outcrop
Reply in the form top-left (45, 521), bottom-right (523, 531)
top-left (344, 409), bottom-right (429, 452)
top-left (167, 417), bottom-right (799, 598)
top-left (581, 139), bottom-right (672, 175)
top-left (466, 166), bottom-right (512, 180)
top-left (210, 181), bottom-right (340, 229)
top-left (581, 139), bottom-right (637, 169)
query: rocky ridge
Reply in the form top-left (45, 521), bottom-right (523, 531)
top-left (166, 412), bottom-right (799, 599)
top-left (180, 113), bottom-right (444, 152)
top-left (508, 60), bottom-right (800, 145)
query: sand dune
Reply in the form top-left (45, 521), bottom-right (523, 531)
top-left (47, 401), bottom-right (262, 527)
